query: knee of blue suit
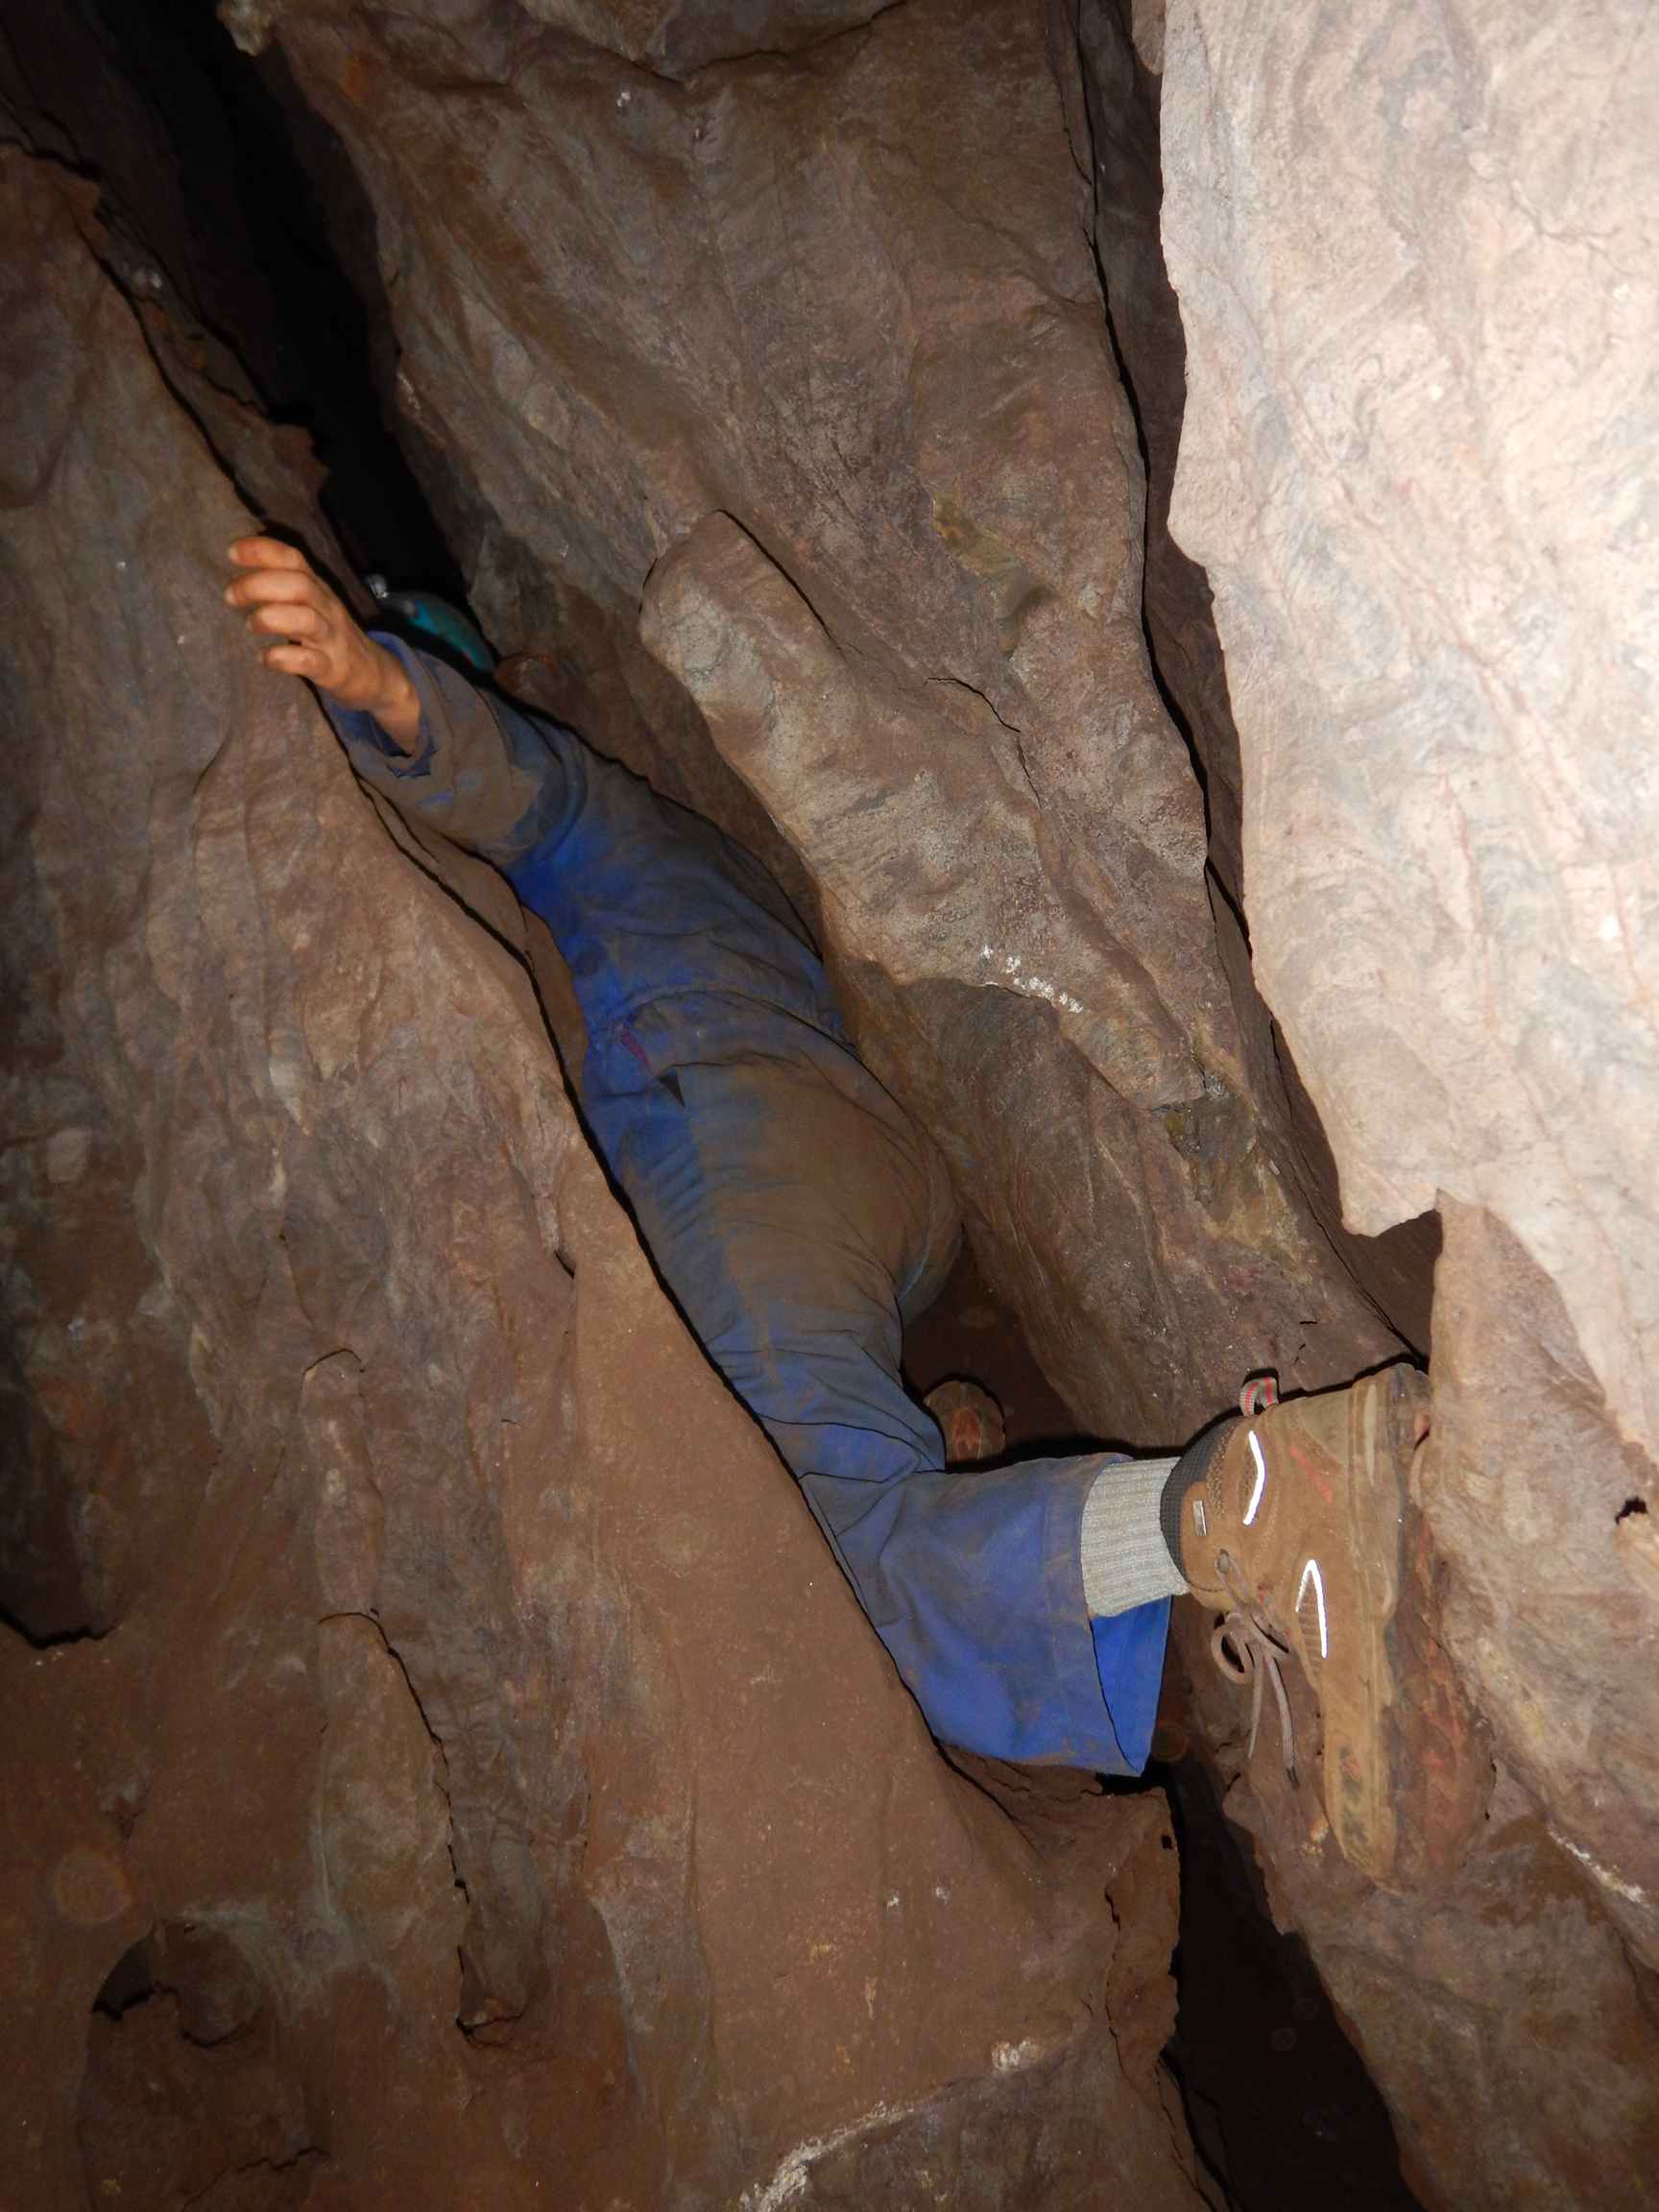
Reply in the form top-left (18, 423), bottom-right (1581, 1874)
top-left (523, 919), bottom-right (1169, 1778)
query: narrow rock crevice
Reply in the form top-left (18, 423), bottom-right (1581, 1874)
top-left (6, 4), bottom-right (1658, 2208)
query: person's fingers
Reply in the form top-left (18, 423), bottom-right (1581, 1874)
top-left (228, 540), bottom-right (377, 704)
top-left (225, 566), bottom-right (330, 611)
top-left (247, 599), bottom-right (326, 640)
top-left (261, 641), bottom-right (330, 679)
top-left (228, 536), bottom-right (308, 571)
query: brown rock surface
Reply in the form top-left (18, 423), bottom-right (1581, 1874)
top-left (1066, 0), bottom-right (1239, 901)
top-left (510, 0), bottom-right (891, 79)
top-left (231, 0), bottom-right (1634, 2192)
top-left (267, 0), bottom-right (1407, 1448)
top-left (1162, 0), bottom-right (1659, 1967)
top-left (0, 149), bottom-right (1202, 2208)
top-left (16, 0), bottom-right (1659, 2199)
top-left (1172, 1616), bottom-right (1659, 2212)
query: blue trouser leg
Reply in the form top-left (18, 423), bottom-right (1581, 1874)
top-left (586, 1033), bottom-right (1169, 1774)
top-left (325, 638), bottom-right (1168, 1765)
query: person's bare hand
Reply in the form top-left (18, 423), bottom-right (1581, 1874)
top-left (225, 538), bottom-right (421, 753)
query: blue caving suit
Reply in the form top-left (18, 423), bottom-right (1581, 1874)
top-left (326, 638), bottom-right (1169, 1773)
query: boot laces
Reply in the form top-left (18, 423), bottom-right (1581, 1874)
top-left (1209, 1550), bottom-right (1298, 1788)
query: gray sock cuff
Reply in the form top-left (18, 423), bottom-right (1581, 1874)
top-left (1159, 1421), bottom-right (1233, 1569)
top-left (1079, 1455), bottom-right (1190, 1619)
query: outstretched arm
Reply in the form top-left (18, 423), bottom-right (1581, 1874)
top-left (225, 539), bottom-right (582, 865)
top-left (227, 537), bottom-right (421, 749)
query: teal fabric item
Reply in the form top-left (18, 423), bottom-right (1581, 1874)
top-left (375, 588), bottom-right (495, 676)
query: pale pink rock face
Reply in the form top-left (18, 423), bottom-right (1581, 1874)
top-left (1159, 12), bottom-right (1659, 2194)
top-left (1159, 0), bottom-right (1659, 2025)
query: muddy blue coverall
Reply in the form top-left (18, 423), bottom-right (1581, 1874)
top-left (326, 638), bottom-right (1169, 1772)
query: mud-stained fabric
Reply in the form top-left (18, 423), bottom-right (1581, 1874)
top-left (326, 637), bottom-right (1168, 1772)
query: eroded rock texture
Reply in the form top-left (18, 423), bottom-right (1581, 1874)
top-left (14, 0), bottom-right (1659, 2199)
top-left (202, 0), bottom-right (1658, 2197)
top-left (0, 151), bottom-right (1202, 2209)
top-left (1167, 1627), bottom-right (1659, 2212)
top-left (1161, 0), bottom-right (1659, 1975)
top-left (1061, 0), bottom-right (1443, 1352)
top-left (1032, 5), bottom-right (1659, 2199)
top-left (262, 0), bottom-right (1408, 1451)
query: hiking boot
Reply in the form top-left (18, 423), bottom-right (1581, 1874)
top-left (1176, 1360), bottom-right (1431, 1887)
top-left (924, 1377), bottom-right (1006, 1465)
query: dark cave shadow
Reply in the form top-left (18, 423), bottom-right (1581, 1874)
top-left (1153, 1751), bottom-right (1425, 2212)
top-left (0, 0), bottom-right (465, 590)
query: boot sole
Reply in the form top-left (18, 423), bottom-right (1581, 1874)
top-left (1335, 1361), bottom-right (1425, 1885)
top-left (1281, 1360), bottom-right (1424, 1886)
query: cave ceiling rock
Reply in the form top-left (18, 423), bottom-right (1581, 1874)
top-left (1161, 1), bottom-right (1659, 1960)
top-left (224, 0), bottom-right (895, 75)
top-left (517, 0), bottom-right (892, 78)
top-left (272, 0), bottom-right (1402, 1441)
top-left (0, 146), bottom-right (1202, 2209)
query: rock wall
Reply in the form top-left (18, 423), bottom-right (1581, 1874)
top-left (1172, 1660), bottom-right (1659, 2212)
top-left (0, 151), bottom-right (1202, 2209)
top-left (1065, 0), bottom-right (1443, 1349)
top-left (1054, 5), bottom-right (1659, 2199)
top-left (1160, 0), bottom-right (1659, 1978)
top-left (257, 0), bottom-right (1410, 1451)
top-left (11, 0), bottom-right (1659, 2200)
top-left (216, 0), bottom-right (1657, 2198)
